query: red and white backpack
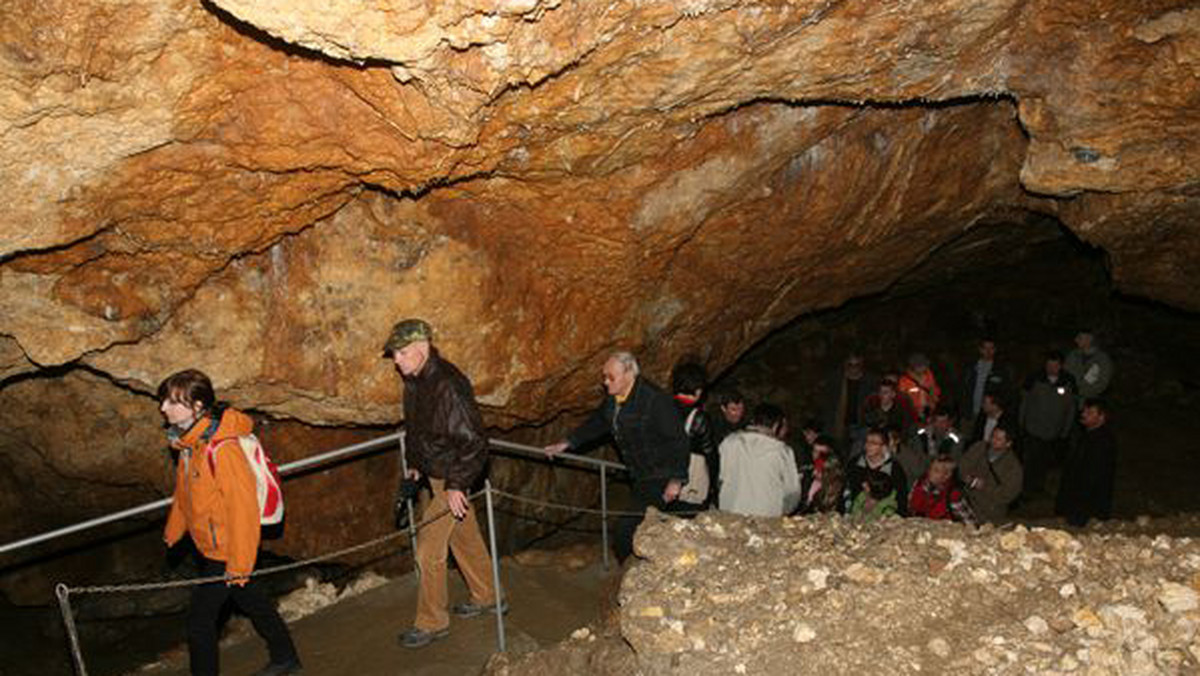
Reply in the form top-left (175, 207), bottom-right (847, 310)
top-left (206, 434), bottom-right (285, 526)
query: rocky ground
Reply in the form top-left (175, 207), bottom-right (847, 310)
top-left (489, 510), bottom-right (1200, 675)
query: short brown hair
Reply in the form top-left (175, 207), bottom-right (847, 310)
top-left (157, 369), bottom-right (216, 411)
top-left (930, 454), bottom-right (956, 469)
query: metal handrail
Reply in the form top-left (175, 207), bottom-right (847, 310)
top-left (488, 437), bottom-right (626, 471)
top-left (0, 431), bottom-right (624, 556)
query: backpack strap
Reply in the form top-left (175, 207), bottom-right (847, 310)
top-left (684, 409), bottom-right (699, 437)
top-left (205, 436), bottom-right (241, 476)
top-left (987, 455), bottom-right (1004, 486)
top-left (198, 404), bottom-right (233, 475)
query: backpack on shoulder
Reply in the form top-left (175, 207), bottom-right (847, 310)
top-left (203, 415), bottom-right (285, 526)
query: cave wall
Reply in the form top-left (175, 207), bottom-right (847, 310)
top-left (3, 0), bottom-right (1199, 422)
top-left (3, 0), bottom-right (1200, 601)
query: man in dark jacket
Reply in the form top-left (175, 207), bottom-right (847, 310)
top-left (1056, 399), bottom-right (1118, 526)
top-left (967, 391), bottom-right (1012, 448)
top-left (959, 338), bottom-right (1013, 427)
top-left (913, 408), bottom-right (965, 461)
top-left (859, 378), bottom-right (915, 454)
top-left (824, 352), bottom-right (876, 451)
top-left (545, 351), bottom-right (689, 562)
top-left (1019, 351), bottom-right (1078, 497)
top-left (710, 387), bottom-right (747, 449)
top-left (385, 319), bottom-right (501, 649)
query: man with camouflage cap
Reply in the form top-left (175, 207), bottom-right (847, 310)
top-left (384, 318), bottom-right (503, 649)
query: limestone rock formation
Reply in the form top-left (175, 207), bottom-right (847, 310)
top-left (3, 0), bottom-right (1198, 421)
top-left (3, 0), bottom-right (1200, 593)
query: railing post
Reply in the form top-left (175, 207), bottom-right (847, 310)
top-left (600, 467), bottom-right (610, 571)
top-left (483, 480), bottom-right (506, 653)
top-left (55, 584), bottom-right (88, 676)
top-left (399, 432), bottom-right (418, 557)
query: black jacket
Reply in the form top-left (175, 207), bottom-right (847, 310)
top-left (403, 349), bottom-right (488, 491)
top-left (959, 360), bottom-right (1014, 419)
top-left (1055, 423), bottom-right (1118, 525)
top-left (676, 400), bottom-right (717, 462)
top-left (677, 398), bottom-right (719, 504)
top-left (568, 378), bottom-right (690, 483)
top-left (967, 409), bottom-right (1013, 447)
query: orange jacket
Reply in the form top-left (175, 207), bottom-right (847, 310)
top-left (164, 408), bottom-right (260, 584)
top-left (898, 369), bottom-right (941, 419)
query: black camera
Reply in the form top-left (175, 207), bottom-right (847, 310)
top-left (394, 478), bottom-right (421, 530)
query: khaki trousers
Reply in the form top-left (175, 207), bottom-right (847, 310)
top-left (414, 478), bottom-right (497, 631)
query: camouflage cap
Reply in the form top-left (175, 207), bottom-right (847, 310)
top-left (382, 318), bottom-right (433, 356)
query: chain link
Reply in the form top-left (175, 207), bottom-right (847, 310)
top-left (489, 488), bottom-right (705, 518)
top-left (61, 487), bottom-right (704, 595)
top-left (65, 492), bottom-right (478, 595)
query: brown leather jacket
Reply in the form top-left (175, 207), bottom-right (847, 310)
top-left (163, 408), bottom-right (261, 583)
top-left (403, 349), bottom-right (488, 491)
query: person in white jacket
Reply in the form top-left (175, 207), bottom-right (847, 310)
top-left (718, 403), bottom-right (802, 517)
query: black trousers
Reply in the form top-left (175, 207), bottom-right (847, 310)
top-left (615, 479), bottom-right (674, 562)
top-left (1021, 436), bottom-right (1062, 496)
top-left (188, 557), bottom-right (298, 676)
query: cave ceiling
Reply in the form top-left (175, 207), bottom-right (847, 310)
top-left (2, 0), bottom-right (1199, 425)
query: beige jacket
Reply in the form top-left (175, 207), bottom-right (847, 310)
top-left (959, 441), bottom-right (1023, 525)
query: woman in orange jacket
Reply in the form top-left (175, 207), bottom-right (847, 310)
top-left (159, 369), bottom-right (301, 676)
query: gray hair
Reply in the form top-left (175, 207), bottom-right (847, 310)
top-left (607, 351), bottom-right (640, 377)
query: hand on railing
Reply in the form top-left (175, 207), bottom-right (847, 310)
top-left (543, 441), bottom-right (569, 458)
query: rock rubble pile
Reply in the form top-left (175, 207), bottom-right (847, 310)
top-left (493, 510), bottom-right (1200, 675)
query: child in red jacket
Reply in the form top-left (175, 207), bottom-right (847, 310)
top-left (909, 455), bottom-right (974, 525)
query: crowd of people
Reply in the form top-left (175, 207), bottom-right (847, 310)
top-left (670, 331), bottom-right (1118, 530)
top-left (152, 320), bottom-right (1120, 671)
top-left (547, 331), bottom-right (1119, 565)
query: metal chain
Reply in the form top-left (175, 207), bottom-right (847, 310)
top-left (489, 488), bottom-right (705, 518)
top-left (65, 491), bottom-right (479, 595)
top-left (54, 483), bottom-right (703, 676)
top-left (62, 487), bottom-right (705, 595)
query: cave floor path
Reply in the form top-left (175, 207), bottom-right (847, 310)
top-left (142, 558), bottom-right (613, 676)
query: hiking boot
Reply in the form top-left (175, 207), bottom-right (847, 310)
top-left (252, 659), bottom-right (303, 676)
top-left (398, 627), bottom-right (450, 649)
top-left (450, 598), bottom-right (509, 618)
